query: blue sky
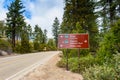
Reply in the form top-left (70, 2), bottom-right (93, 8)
top-left (0, 0), bottom-right (64, 38)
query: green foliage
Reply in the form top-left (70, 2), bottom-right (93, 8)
top-left (61, 0), bottom-right (97, 33)
top-left (61, 0), bottom-right (99, 52)
top-left (68, 49), bottom-right (78, 58)
top-left (15, 42), bottom-right (32, 54)
top-left (57, 58), bottom-right (66, 68)
top-left (68, 49), bottom-right (89, 58)
top-left (6, 0), bottom-right (26, 48)
top-left (57, 53), bottom-right (95, 73)
top-left (34, 25), bottom-right (44, 44)
top-left (20, 30), bottom-right (32, 53)
top-left (52, 17), bottom-right (60, 47)
top-left (33, 25), bottom-right (47, 51)
top-left (21, 39), bottom-right (32, 53)
top-left (111, 19), bottom-right (120, 53)
top-left (96, 19), bottom-right (120, 65)
top-left (83, 65), bottom-right (116, 80)
top-left (111, 53), bottom-right (120, 79)
top-left (39, 44), bottom-right (47, 51)
top-left (0, 21), bottom-right (6, 37)
top-left (82, 53), bottom-right (120, 80)
top-left (0, 39), bottom-right (12, 53)
top-left (47, 38), bottom-right (57, 51)
top-left (14, 43), bottom-right (21, 53)
top-left (68, 57), bottom-right (78, 72)
top-left (96, 32), bottom-right (115, 64)
top-left (33, 41), bottom-right (47, 51)
top-left (98, 0), bottom-right (120, 27)
top-left (79, 54), bottom-right (96, 70)
top-left (43, 29), bottom-right (47, 44)
top-left (33, 41), bottom-right (40, 51)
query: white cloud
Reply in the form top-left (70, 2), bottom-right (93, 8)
top-left (0, 0), bottom-right (7, 20)
top-left (0, 0), bottom-right (64, 38)
top-left (25, 0), bottom-right (64, 38)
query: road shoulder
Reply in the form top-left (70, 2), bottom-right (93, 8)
top-left (20, 54), bottom-right (83, 80)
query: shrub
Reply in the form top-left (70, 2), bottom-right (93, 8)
top-left (57, 58), bottom-right (66, 68)
top-left (111, 53), bottom-right (120, 79)
top-left (14, 43), bottom-right (21, 53)
top-left (57, 54), bottom-right (96, 73)
top-left (15, 41), bottom-right (33, 54)
top-left (21, 39), bottom-right (32, 53)
top-left (0, 39), bottom-right (12, 53)
top-left (82, 53), bottom-right (120, 80)
top-left (96, 32), bottom-right (115, 65)
top-left (33, 41), bottom-right (40, 51)
top-left (82, 65), bottom-right (116, 80)
top-left (68, 57), bottom-right (78, 72)
top-left (47, 45), bottom-right (57, 51)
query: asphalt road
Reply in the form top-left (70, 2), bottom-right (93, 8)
top-left (0, 51), bottom-right (60, 80)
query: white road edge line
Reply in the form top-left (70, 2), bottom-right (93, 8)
top-left (5, 52), bottom-right (59, 80)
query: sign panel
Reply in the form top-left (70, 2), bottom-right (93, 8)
top-left (58, 34), bottom-right (89, 49)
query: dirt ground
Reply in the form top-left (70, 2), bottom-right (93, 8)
top-left (20, 54), bottom-right (83, 80)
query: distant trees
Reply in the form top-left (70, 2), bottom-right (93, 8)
top-left (5, 0), bottom-right (49, 53)
top-left (47, 38), bottom-right (56, 51)
top-left (43, 29), bottom-right (47, 44)
top-left (52, 17), bottom-right (60, 47)
top-left (33, 25), bottom-right (48, 51)
top-left (0, 21), bottom-right (6, 37)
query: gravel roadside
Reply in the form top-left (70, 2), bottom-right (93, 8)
top-left (20, 54), bottom-right (83, 80)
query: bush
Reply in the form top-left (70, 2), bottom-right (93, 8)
top-left (96, 32), bottom-right (115, 65)
top-left (57, 54), bottom-right (96, 73)
top-left (14, 43), bottom-right (21, 53)
top-left (0, 39), bottom-right (12, 53)
top-left (68, 57), bottom-right (78, 72)
top-left (57, 58), bottom-right (66, 68)
top-left (68, 54), bottom-right (95, 73)
top-left (33, 41), bottom-right (40, 51)
top-left (15, 42), bottom-right (33, 54)
top-left (47, 45), bottom-right (57, 51)
top-left (82, 53), bottom-right (120, 80)
top-left (82, 65), bottom-right (116, 80)
top-left (111, 53), bottom-right (120, 79)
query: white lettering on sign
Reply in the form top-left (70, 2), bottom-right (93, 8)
top-left (60, 35), bottom-right (63, 38)
top-left (84, 40), bottom-right (87, 43)
top-left (70, 35), bottom-right (76, 38)
top-left (70, 40), bottom-right (78, 43)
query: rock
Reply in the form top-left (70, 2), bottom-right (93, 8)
top-left (0, 50), bottom-right (8, 56)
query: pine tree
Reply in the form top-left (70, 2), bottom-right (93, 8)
top-left (61, 0), bottom-right (98, 51)
top-left (43, 29), bottom-right (47, 44)
top-left (26, 24), bottom-right (32, 40)
top-left (52, 17), bottom-right (60, 47)
top-left (98, 0), bottom-right (120, 32)
top-left (33, 25), bottom-right (44, 50)
top-left (6, 0), bottom-right (25, 48)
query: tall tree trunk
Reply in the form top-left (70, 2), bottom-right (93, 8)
top-left (12, 26), bottom-right (16, 48)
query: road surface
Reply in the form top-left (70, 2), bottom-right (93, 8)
top-left (0, 51), bottom-right (60, 80)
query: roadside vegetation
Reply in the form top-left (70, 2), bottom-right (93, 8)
top-left (57, 0), bottom-right (120, 80)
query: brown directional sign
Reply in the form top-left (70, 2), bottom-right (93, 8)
top-left (58, 34), bottom-right (89, 49)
